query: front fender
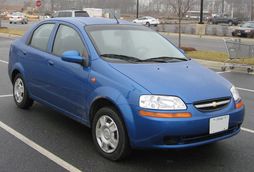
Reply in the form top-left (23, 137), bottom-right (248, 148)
top-left (86, 86), bottom-right (137, 147)
top-left (11, 62), bottom-right (26, 82)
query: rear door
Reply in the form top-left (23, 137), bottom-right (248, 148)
top-left (22, 23), bottom-right (56, 100)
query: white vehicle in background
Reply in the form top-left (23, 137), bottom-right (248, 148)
top-left (9, 12), bottom-right (28, 24)
top-left (133, 16), bottom-right (160, 27)
top-left (53, 10), bottom-right (89, 18)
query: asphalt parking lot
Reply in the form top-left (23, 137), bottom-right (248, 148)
top-left (0, 37), bottom-right (254, 172)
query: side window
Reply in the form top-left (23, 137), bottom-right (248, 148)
top-left (30, 24), bottom-right (54, 51)
top-left (53, 25), bottom-right (87, 57)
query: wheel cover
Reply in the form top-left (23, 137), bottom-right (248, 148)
top-left (95, 115), bottom-right (119, 153)
top-left (14, 78), bottom-right (24, 103)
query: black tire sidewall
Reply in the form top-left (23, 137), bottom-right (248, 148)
top-left (92, 107), bottom-right (130, 161)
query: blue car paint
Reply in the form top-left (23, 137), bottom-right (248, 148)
top-left (8, 17), bottom-right (244, 149)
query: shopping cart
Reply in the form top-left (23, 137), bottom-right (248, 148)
top-left (222, 38), bottom-right (254, 73)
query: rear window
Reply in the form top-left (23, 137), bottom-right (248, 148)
top-left (75, 11), bottom-right (89, 17)
top-left (58, 12), bottom-right (72, 17)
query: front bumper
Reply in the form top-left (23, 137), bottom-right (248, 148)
top-left (128, 100), bottom-right (244, 149)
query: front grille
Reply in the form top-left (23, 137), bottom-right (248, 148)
top-left (194, 97), bottom-right (231, 112)
top-left (164, 124), bottom-right (240, 145)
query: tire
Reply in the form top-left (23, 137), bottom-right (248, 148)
top-left (92, 107), bottom-right (130, 161)
top-left (13, 73), bottom-right (33, 109)
top-left (221, 66), bottom-right (226, 71)
top-left (228, 21), bottom-right (233, 26)
top-left (145, 22), bottom-right (150, 27)
top-left (9, 22), bottom-right (12, 24)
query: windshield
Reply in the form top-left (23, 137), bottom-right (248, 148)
top-left (86, 25), bottom-right (187, 63)
top-left (241, 22), bottom-right (254, 28)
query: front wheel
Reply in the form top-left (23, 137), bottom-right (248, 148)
top-left (92, 107), bottom-right (130, 161)
top-left (145, 22), bottom-right (151, 27)
top-left (13, 74), bottom-right (33, 109)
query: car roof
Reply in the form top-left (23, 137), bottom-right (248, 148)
top-left (45, 17), bottom-right (132, 26)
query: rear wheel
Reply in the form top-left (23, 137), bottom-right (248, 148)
top-left (145, 22), bottom-right (150, 27)
top-left (13, 74), bottom-right (33, 109)
top-left (228, 21), bottom-right (233, 26)
top-left (92, 107), bottom-right (130, 161)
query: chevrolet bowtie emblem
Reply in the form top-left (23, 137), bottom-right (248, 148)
top-left (212, 102), bottom-right (217, 107)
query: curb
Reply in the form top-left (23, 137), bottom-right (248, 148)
top-left (193, 58), bottom-right (254, 74)
top-left (0, 33), bottom-right (21, 39)
top-left (160, 32), bottom-right (254, 42)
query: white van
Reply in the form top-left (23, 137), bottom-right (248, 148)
top-left (54, 10), bottom-right (89, 18)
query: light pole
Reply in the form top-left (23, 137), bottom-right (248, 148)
top-left (199, 0), bottom-right (204, 24)
top-left (136, 0), bottom-right (139, 18)
top-left (251, 0), bottom-right (253, 21)
top-left (222, 0), bottom-right (224, 14)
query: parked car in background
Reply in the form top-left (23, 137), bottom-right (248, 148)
top-left (208, 14), bottom-right (238, 26)
top-left (133, 16), bottom-right (160, 27)
top-left (53, 10), bottom-right (89, 18)
top-left (9, 12), bottom-right (28, 24)
top-left (232, 21), bottom-right (254, 38)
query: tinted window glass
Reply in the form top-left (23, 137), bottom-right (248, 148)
top-left (75, 11), bottom-right (89, 17)
top-left (30, 24), bottom-right (54, 51)
top-left (58, 12), bottom-right (72, 17)
top-left (53, 25), bottom-right (87, 57)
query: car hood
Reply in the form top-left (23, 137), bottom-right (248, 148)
top-left (110, 60), bottom-right (233, 103)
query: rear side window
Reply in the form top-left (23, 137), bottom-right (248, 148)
top-left (75, 11), bottom-right (89, 17)
top-left (53, 25), bottom-right (87, 57)
top-left (30, 24), bottom-right (54, 51)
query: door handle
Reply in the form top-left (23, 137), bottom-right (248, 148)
top-left (21, 50), bottom-right (26, 56)
top-left (48, 60), bottom-right (54, 66)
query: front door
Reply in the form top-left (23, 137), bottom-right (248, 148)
top-left (45, 24), bottom-right (91, 118)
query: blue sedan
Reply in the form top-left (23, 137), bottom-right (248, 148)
top-left (8, 17), bottom-right (244, 161)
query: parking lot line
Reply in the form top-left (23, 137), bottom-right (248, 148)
top-left (0, 59), bottom-right (8, 64)
top-left (241, 127), bottom-right (254, 134)
top-left (216, 71), bottom-right (231, 74)
top-left (0, 121), bottom-right (82, 172)
top-left (0, 94), bottom-right (13, 98)
top-left (236, 87), bottom-right (254, 93)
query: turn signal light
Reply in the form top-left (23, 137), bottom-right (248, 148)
top-left (235, 100), bottom-right (244, 109)
top-left (139, 110), bottom-right (192, 118)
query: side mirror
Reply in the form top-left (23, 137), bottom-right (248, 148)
top-left (62, 50), bottom-right (85, 65)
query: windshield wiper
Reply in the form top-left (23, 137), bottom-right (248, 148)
top-left (100, 54), bottom-right (142, 63)
top-left (142, 56), bottom-right (188, 62)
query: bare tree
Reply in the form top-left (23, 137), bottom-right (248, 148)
top-left (0, 0), bottom-right (7, 27)
top-left (169, 0), bottom-right (196, 47)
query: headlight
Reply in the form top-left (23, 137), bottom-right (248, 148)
top-left (139, 95), bottom-right (186, 110)
top-left (245, 29), bottom-right (251, 33)
top-left (230, 86), bottom-right (241, 101)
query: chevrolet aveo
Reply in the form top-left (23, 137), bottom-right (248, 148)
top-left (8, 17), bottom-right (245, 160)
